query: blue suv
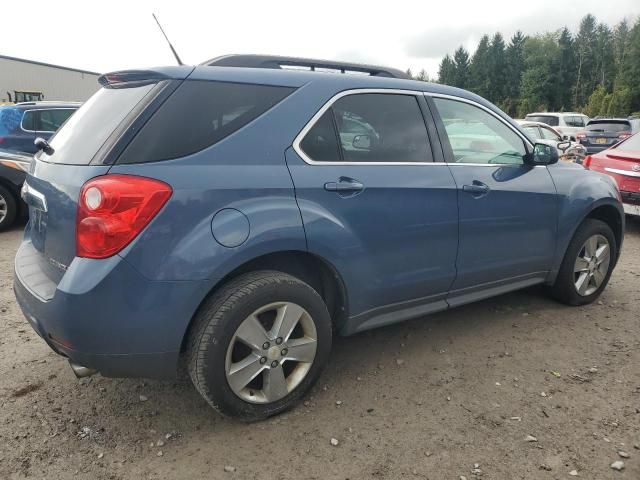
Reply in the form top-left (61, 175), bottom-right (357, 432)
top-left (0, 102), bottom-right (80, 154)
top-left (14, 55), bottom-right (624, 420)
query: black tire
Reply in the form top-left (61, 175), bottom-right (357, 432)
top-left (550, 218), bottom-right (617, 306)
top-left (0, 185), bottom-right (18, 232)
top-left (186, 270), bottom-right (332, 421)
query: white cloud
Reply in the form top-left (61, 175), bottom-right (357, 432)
top-left (2, 0), bottom-right (639, 81)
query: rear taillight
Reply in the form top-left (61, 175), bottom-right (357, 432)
top-left (76, 175), bottom-right (172, 259)
top-left (576, 132), bottom-right (586, 140)
top-left (618, 133), bottom-right (631, 140)
top-left (583, 155), bottom-right (592, 168)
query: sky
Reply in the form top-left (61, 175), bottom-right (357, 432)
top-left (3, 0), bottom-right (640, 78)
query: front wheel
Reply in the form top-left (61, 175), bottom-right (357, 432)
top-left (550, 219), bottom-right (617, 305)
top-left (187, 271), bottom-right (332, 421)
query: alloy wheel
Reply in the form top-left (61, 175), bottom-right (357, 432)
top-left (225, 302), bottom-right (318, 404)
top-left (573, 234), bottom-right (611, 296)
top-left (0, 193), bottom-right (7, 224)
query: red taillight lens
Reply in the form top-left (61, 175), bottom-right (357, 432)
top-left (576, 132), bottom-right (586, 140)
top-left (76, 175), bottom-right (172, 259)
top-left (618, 133), bottom-right (631, 140)
top-left (583, 155), bottom-right (592, 168)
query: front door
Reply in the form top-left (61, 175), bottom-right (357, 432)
top-left (429, 95), bottom-right (558, 295)
top-left (286, 91), bottom-right (459, 328)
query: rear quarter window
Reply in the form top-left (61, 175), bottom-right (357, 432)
top-left (118, 81), bottom-right (295, 164)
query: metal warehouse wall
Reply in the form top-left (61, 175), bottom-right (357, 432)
top-left (0, 55), bottom-right (100, 103)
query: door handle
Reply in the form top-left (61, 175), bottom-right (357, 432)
top-left (324, 178), bottom-right (364, 193)
top-left (462, 181), bottom-right (490, 197)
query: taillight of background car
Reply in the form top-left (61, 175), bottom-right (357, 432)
top-left (76, 175), bottom-right (172, 259)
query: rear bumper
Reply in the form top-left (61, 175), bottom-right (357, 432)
top-left (622, 203), bottom-right (640, 216)
top-left (584, 145), bottom-right (610, 154)
top-left (13, 241), bottom-right (212, 379)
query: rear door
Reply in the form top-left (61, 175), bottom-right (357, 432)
top-left (428, 95), bottom-right (557, 299)
top-left (286, 90), bottom-right (459, 326)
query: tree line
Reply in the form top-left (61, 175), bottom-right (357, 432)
top-left (408, 14), bottom-right (640, 118)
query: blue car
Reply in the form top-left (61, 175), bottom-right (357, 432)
top-left (14, 55), bottom-right (624, 420)
top-left (0, 101), bottom-right (80, 154)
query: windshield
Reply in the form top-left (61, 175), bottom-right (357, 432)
top-left (586, 121), bottom-right (631, 133)
top-left (38, 83), bottom-right (157, 165)
top-left (525, 115), bottom-right (559, 127)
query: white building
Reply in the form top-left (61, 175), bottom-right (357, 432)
top-left (0, 54), bottom-right (101, 104)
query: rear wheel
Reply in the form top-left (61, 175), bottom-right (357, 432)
top-left (187, 271), bottom-right (332, 421)
top-left (0, 185), bottom-right (17, 232)
top-left (550, 219), bottom-right (616, 305)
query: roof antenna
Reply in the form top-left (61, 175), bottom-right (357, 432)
top-left (152, 13), bottom-right (183, 66)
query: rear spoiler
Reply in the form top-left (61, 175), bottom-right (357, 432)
top-left (98, 66), bottom-right (194, 87)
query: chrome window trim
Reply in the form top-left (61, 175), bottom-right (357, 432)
top-left (292, 89), bottom-right (535, 167)
top-left (20, 108), bottom-right (77, 134)
top-left (291, 88), bottom-right (435, 166)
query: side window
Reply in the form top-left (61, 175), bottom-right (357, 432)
top-left (332, 93), bottom-right (431, 163)
top-left (540, 126), bottom-right (561, 141)
top-left (119, 81), bottom-right (295, 163)
top-left (299, 110), bottom-right (341, 162)
top-left (433, 97), bottom-right (526, 165)
top-left (21, 110), bottom-right (37, 131)
top-left (39, 109), bottom-right (75, 132)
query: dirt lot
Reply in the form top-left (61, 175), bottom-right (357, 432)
top-left (1, 219), bottom-right (640, 480)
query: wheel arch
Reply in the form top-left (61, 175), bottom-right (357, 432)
top-left (584, 203), bottom-right (624, 260)
top-left (179, 250), bottom-right (349, 354)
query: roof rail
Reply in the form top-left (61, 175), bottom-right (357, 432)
top-left (202, 54), bottom-right (410, 79)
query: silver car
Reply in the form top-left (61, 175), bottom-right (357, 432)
top-left (516, 120), bottom-right (587, 163)
top-left (524, 112), bottom-right (589, 141)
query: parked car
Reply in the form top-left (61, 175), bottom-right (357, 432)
top-left (516, 120), bottom-right (586, 163)
top-left (14, 55), bottom-right (624, 421)
top-left (0, 101), bottom-right (80, 154)
top-left (584, 132), bottom-right (640, 216)
top-left (0, 149), bottom-right (30, 231)
top-left (577, 118), bottom-right (638, 154)
top-left (524, 112), bottom-right (589, 141)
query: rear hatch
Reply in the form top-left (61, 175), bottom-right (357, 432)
top-left (18, 69), bottom-right (190, 291)
top-left (581, 120), bottom-right (631, 149)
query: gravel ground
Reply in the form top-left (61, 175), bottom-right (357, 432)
top-left (1, 217), bottom-right (639, 480)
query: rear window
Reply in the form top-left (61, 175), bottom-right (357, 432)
top-left (525, 115), bottom-right (559, 127)
top-left (586, 120), bottom-right (631, 132)
top-left (615, 133), bottom-right (640, 152)
top-left (39, 83), bottom-right (157, 165)
top-left (118, 81), bottom-right (295, 164)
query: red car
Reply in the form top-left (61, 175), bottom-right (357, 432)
top-left (584, 132), bottom-right (640, 216)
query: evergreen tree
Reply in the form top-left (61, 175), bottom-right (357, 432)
top-left (452, 47), bottom-right (470, 88)
top-left (574, 14), bottom-right (598, 107)
top-left (487, 33), bottom-right (507, 102)
top-left (437, 55), bottom-right (456, 85)
top-left (469, 35), bottom-right (491, 97)
top-left (556, 28), bottom-right (576, 111)
top-left (416, 69), bottom-right (429, 82)
top-left (504, 31), bottom-right (527, 113)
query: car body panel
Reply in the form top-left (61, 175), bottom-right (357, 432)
top-left (585, 137), bottom-right (640, 216)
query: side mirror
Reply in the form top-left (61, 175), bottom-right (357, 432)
top-left (352, 134), bottom-right (371, 150)
top-left (557, 141), bottom-right (571, 152)
top-left (34, 137), bottom-right (54, 155)
top-left (525, 142), bottom-right (558, 166)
